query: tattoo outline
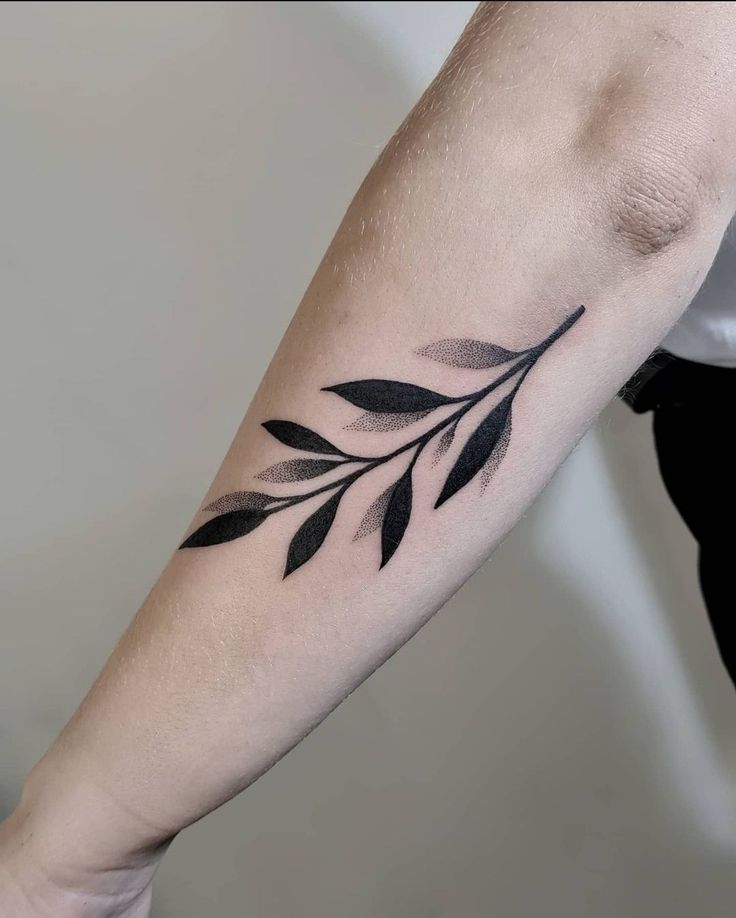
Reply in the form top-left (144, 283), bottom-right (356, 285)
top-left (181, 305), bottom-right (585, 576)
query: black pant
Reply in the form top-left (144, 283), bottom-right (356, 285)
top-left (624, 355), bottom-right (736, 687)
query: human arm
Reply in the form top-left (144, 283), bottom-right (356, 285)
top-left (3, 2), bottom-right (736, 914)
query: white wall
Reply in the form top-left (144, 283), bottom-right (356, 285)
top-left (1, 3), bottom-right (735, 915)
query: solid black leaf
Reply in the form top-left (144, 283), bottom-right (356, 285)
top-left (323, 379), bottom-right (453, 413)
top-left (435, 394), bottom-right (513, 508)
top-left (204, 491), bottom-right (275, 512)
top-left (480, 414), bottom-right (512, 491)
top-left (380, 465), bottom-right (413, 568)
top-left (256, 458), bottom-right (344, 483)
top-left (180, 508), bottom-right (266, 548)
top-left (417, 339), bottom-right (521, 369)
top-left (284, 490), bottom-right (343, 577)
top-left (262, 420), bottom-right (344, 455)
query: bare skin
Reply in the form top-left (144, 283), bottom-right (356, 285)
top-left (3, 3), bottom-right (736, 915)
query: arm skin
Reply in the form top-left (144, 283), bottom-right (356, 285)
top-left (3, 3), bottom-right (736, 915)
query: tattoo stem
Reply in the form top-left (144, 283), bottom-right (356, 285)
top-left (263, 306), bottom-right (584, 517)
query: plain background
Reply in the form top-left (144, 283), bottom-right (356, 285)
top-left (2, 3), bottom-right (736, 915)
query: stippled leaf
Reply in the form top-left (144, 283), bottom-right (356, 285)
top-left (346, 409), bottom-right (432, 432)
top-left (204, 491), bottom-right (275, 512)
top-left (257, 458), bottom-right (343, 483)
top-left (432, 422), bottom-right (458, 466)
top-left (417, 339), bottom-right (521, 369)
top-left (353, 485), bottom-right (395, 540)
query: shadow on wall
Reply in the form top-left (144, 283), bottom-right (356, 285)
top-left (0, 0), bottom-right (415, 806)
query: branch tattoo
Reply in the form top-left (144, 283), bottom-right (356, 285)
top-left (181, 306), bottom-right (585, 576)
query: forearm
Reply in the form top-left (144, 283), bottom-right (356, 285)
top-left (6, 0), bottom-right (736, 905)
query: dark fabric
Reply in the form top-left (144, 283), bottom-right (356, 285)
top-left (625, 353), bottom-right (736, 687)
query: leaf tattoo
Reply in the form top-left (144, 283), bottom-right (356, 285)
top-left (181, 508), bottom-right (267, 548)
top-left (322, 380), bottom-right (453, 413)
top-left (416, 339), bottom-right (522, 369)
top-left (256, 458), bottom-right (344, 483)
top-left (480, 415), bottom-right (511, 491)
top-left (346, 409), bottom-right (432, 432)
top-left (432, 422), bottom-right (458, 466)
top-left (435, 393), bottom-right (513, 508)
top-left (284, 489), bottom-right (344, 577)
top-left (354, 485), bottom-right (395, 540)
top-left (204, 491), bottom-right (276, 512)
top-left (262, 420), bottom-right (346, 456)
top-left (181, 306), bottom-right (585, 575)
top-left (381, 462), bottom-right (414, 568)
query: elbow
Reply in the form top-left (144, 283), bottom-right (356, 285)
top-left (605, 156), bottom-right (706, 256)
top-left (597, 140), bottom-right (735, 261)
top-left (573, 83), bottom-right (736, 261)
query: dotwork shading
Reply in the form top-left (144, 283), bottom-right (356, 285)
top-left (181, 306), bottom-right (585, 576)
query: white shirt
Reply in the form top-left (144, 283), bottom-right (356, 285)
top-left (662, 220), bottom-right (736, 367)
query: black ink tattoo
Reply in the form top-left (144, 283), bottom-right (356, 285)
top-left (181, 306), bottom-right (585, 576)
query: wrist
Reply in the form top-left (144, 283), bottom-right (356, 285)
top-left (0, 820), bottom-right (152, 918)
top-left (0, 764), bottom-right (169, 918)
top-left (0, 829), bottom-right (152, 918)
